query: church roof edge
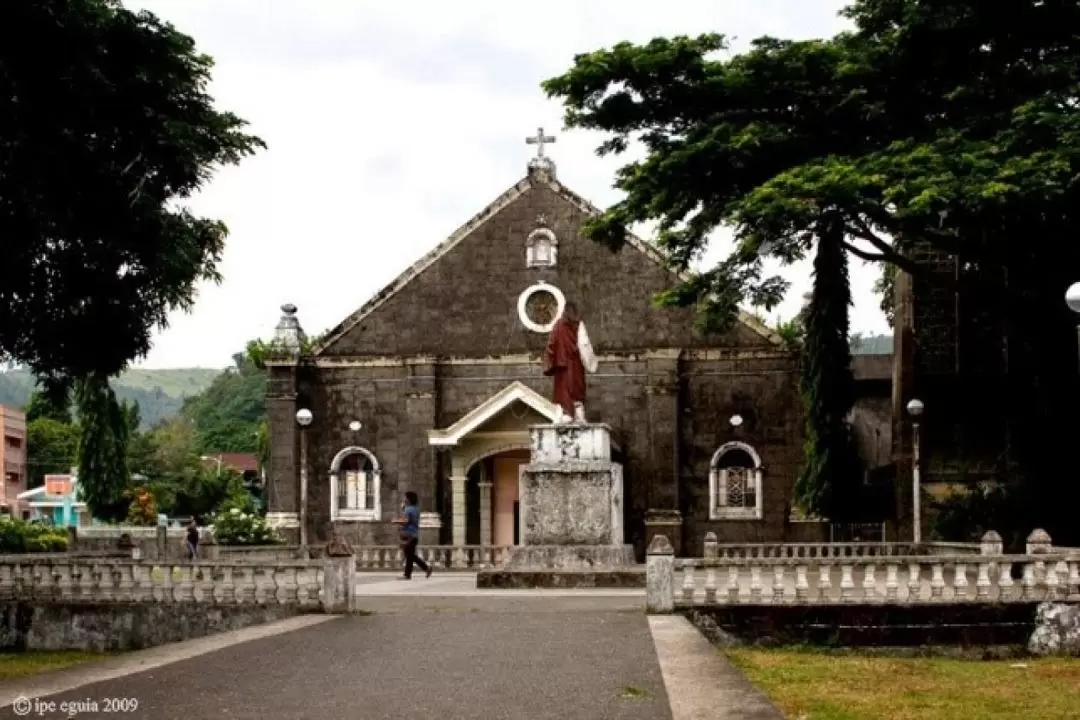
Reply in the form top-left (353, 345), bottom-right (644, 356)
top-left (313, 170), bottom-right (781, 355)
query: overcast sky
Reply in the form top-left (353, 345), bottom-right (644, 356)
top-left (127, 0), bottom-right (886, 369)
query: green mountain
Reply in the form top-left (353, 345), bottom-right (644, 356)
top-left (0, 368), bottom-right (222, 429)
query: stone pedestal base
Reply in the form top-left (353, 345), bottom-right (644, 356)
top-left (504, 544), bottom-right (636, 570)
top-left (479, 422), bottom-right (639, 589)
top-left (476, 567), bottom-right (645, 589)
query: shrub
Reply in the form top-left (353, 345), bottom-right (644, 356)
top-left (211, 507), bottom-right (282, 546)
top-left (124, 486), bottom-right (159, 526)
top-left (0, 517), bottom-right (70, 553)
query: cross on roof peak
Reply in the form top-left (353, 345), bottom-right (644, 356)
top-left (526, 127), bottom-right (556, 159)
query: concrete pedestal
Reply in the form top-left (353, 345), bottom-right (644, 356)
top-left (477, 422), bottom-right (642, 589)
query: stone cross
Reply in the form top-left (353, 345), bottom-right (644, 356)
top-left (526, 127), bottom-right (556, 159)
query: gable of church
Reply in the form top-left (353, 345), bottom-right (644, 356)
top-left (317, 167), bottom-right (779, 358)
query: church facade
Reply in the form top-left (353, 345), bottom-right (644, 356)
top-left (264, 147), bottom-right (808, 558)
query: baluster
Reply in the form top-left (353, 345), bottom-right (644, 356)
top-left (976, 562), bottom-right (992, 600)
top-left (1022, 562), bottom-right (1038, 600)
top-left (930, 563), bottom-right (945, 600)
top-left (885, 564), bottom-right (899, 601)
top-left (30, 565), bottom-right (49, 601)
top-left (218, 566), bottom-right (235, 604)
top-left (818, 565), bottom-right (833, 602)
top-left (678, 565), bottom-right (695, 604)
top-left (0, 564), bottom-right (13, 600)
top-left (750, 566), bottom-right (763, 603)
top-left (91, 564), bottom-right (108, 602)
top-left (840, 564), bottom-right (855, 602)
top-left (862, 563), bottom-right (877, 601)
top-left (907, 563), bottom-right (922, 602)
top-left (111, 566), bottom-right (126, 601)
top-left (149, 565), bottom-right (165, 602)
top-left (253, 567), bottom-right (269, 604)
top-left (53, 565), bottom-right (72, 601)
top-left (234, 567), bottom-right (251, 603)
top-left (772, 566), bottom-right (786, 603)
top-left (1055, 561), bottom-right (1070, 599)
top-left (1068, 561), bottom-right (1080, 599)
top-left (998, 561), bottom-right (1015, 601)
top-left (704, 567), bottom-right (717, 605)
top-left (452, 547), bottom-right (466, 569)
top-left (953, 563), bottom-right (969, 601)
top-left (726, 566), bottom-right (740, 603)
top-left (795, 565), bottom-right (809, 602)
top-left (1046, 562), bottom-right (1061, 600)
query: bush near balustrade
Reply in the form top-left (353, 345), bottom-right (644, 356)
top-left (211, 507), bottom-right (283, 546)
top-left (0, 517), bottom-right (69, 553)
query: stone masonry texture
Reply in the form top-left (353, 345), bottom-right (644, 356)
top-left (267, 168), bottom-right (805, 556)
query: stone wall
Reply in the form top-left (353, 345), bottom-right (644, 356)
top-left (0, 602), bottom-right (301, 652)
top-left (686, 604), bottom-right (1039, 649)
top-left (271, 346), bottom-right (804, 556)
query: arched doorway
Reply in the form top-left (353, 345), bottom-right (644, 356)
top-left (465, 447), bottom-right (529, 546)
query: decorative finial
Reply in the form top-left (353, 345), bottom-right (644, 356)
top-left (273, 303), bottom-right (307, 353)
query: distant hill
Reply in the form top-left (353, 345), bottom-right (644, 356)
top-left (0, 368), bottom-right (223, 429)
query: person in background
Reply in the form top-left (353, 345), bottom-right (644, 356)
top-left (186, 519), bottom-right (199, 560)
top-left (392, 492), bottom-right (431, 580)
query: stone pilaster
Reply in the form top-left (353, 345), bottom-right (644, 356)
top-left (478, 481), bottom-right (493, 546)
top-left (406, 361), bottom-right (439, 510)
top-left (266, 366), bottom-right (299, 516)
top-left (451, 475), bottom-right (467, 546)
top-left (645, 353), bottom-right (681, 510)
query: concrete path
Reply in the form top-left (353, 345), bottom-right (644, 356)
top-left (0, 578), bottom-right (779, 720)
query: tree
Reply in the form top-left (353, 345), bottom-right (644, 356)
top-left (25, 417), bottom-right (79, 488)
top-left (74, 375), bottom-right (132, 521)
top-left (543, 0), bottom-right (1080, 543)
top-left (0, 1), bottom-right (265, 386)
top-left (24, 390), bottom-right (72, 425)
top-left (795, 218), bottom-right (860, 521)
top-left (182, 352), bottom-right (266, 454)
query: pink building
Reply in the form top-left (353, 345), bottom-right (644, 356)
top-left (0, 406), bottom-right (28, 518)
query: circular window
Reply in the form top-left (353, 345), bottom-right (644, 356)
top-left (517, 282), bottom-right (566, 333)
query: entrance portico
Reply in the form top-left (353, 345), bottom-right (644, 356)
top-left (428, 382), bottom-right (561, 547)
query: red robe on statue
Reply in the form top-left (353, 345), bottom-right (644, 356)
top-left (542, 317), bottom-right (585, 417)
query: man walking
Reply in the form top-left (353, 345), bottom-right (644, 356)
top-left (393, 492), bottom-right (432, 580)
top-left (185, 518), bottom-right (199, 560)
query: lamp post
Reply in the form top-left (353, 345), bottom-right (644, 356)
top-left (906, 398), bottom-right (924, 544)
top-left (1065, 283), bottom-right (1080, 370)
top-left (295, 408), bottom-right (313, 550)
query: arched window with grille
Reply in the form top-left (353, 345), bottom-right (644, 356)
top-left (708, 442), bottom-right (763, 520)
top-left (328, 446), bottom-right (381, 521)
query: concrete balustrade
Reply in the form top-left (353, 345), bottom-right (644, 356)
top-left (0, 557), bottom-right (348, 611)
top-left (647, 530), bottom-right (1080, 613)
top-left (354, 545), bottom-right (512, 570)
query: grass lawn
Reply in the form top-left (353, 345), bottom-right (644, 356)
top-left (726, 647), bottom-right (1080, 720)
top-left (0, 651), bottom-right (109, 681)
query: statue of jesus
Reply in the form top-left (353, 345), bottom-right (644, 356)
top-left (542, 302), bottom-right (599, 422)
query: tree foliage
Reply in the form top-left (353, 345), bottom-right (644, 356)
top-left (181, 352), bottom-right (266, 455)
top-left (0, 0), bottom-right (265, 386)
top-left (795, 219), bottom-right (861, 520)
top-left (544, 0), bottom-right (1080, 543)
top-left (25, 417), bottom-right (79, 489)
top-left (73, 375), bottom-right (133, 521)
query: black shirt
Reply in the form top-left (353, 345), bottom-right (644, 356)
top-left (186, 526), bottom-right (199, 546)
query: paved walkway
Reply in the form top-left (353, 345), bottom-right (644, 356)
top-left (0, 575), bottom-right (781, 720)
